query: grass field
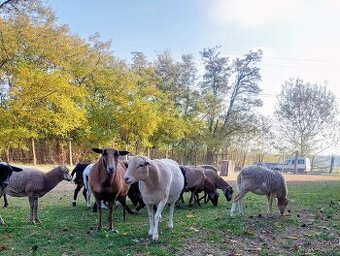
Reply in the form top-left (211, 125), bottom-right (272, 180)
top-left (0, 171), bottom-right (339, 256)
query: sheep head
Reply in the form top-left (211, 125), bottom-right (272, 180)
top-left (59, 165), bottom-right (72, 181)
top-left (277, 197), bottom-right (288, 215)
top-left (124, 156), bottom-right (151, 184)
top-left (223, 186), bottom-right (233, 201)
top-left (207, 192), bottom-right (219, 206)
top-left (92, 148), bottom-right (129, 175)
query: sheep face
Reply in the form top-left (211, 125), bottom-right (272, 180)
top-left (124, 157), bottom-right (150, 185)
top-left (60, 166), bottom-right (72, 181)
top-left (92, 148), bottom-right (129, 175)
top-left (0, 163), bottom-right (23, 197)
top-left (277, 198), bottom-right (288, 215)
top-left (224, 186), bottom-right (233, 201)
top-left (207, 192), bottom-right (219, 206)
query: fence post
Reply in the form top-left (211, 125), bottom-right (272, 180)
top-left (221, 160), bottom-right (234, 176)
top-left (31, 138), bottom-right (37, 166)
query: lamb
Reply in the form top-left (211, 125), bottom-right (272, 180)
top-left (230, 165), bottom-right (288, 217)
top-left (202, 169), bottom-right (233, 203)
top-left (5, 165), bottom-right (72, 223)
top-left (71, 163), bottom-right (90, 206)
top-left (0, 162), bottom-right (23, 224)
top-left (179, 165), bottom-right (219, 207)
top-left (88, 147), bottom-right (130, 231)
top-left (124, 156), bottom-right (184, 241)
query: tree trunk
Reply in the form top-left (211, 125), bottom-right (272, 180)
top-left (206, 148), bottom-right (215, 165)
top-left (329, 155), bottom-right (335, 173)
top-left (5, 147), bottom-right (10, 163)
top-left (68, 140), bottom-right (73, 167)
top-left (293, 151), bottom-right (298, 174)
top-left (31, 138), bottom-right (37, 166)
top-left (166, 144), bottom-right (169, 158)
top-left (311, 155), bottom-right (316, 172)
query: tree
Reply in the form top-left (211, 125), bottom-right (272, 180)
top-left (275, 78), bottom-right (338, 156)
top-left (200, 47), bottom-right (263, 164)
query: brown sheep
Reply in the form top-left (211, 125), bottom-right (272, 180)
top-left (88, 147), bottom-right (129, 231)
top-left (180, 166), bottom-right (219, 207)
top-left (203, 169), bottom-right (233, 203)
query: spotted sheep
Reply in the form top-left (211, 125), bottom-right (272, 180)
top-left (71, 163), bottom-right (90, 207)
top-left (230, 165), bottom-right (288, 217)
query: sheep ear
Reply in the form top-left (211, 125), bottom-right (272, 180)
top-left (9, 165), bottom-right (23, 172)
top-left (122, 161), bottom-right (128, 168)
top-left (119, 150), bottom-right (129, 156)
top-left (92, 148), bottom-right (103, 154)
top-left (144, 160), bottom-right (151, 166)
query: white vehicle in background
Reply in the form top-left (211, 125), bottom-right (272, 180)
top-left (273, 157), bottom-right (311, 173)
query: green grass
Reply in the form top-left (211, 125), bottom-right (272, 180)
top-left (0, 180), bottom-right (339, 256)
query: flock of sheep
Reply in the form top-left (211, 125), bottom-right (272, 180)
top-left (0, 147), bottom-right (289, 241)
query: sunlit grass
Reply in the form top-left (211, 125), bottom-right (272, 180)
top-left (0, 180), bottom-right (339, 255)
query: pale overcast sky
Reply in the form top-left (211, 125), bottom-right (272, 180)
top-left (49, 0), bottom-right (340, 118)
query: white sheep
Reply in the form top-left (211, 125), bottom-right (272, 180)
top-left (82, 163), bottom-right (107, 210)
top-left (123, 156), bottom-right (184, 241)
top-left (230, 165), bottom-right (288, 217)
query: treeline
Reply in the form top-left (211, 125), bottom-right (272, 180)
top-left (0, 1), bottom-right (286, 167)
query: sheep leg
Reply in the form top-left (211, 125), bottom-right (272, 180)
top-left (203, 191), bottom-right (208, 204)
top-left (28, 197), bottom-right (35, 223)
top-left (0, 215), bottom-right (4, 225)
top-left (188, 191), bottom-right (195, 207)
top-left (82, 188), bottom-right (87, 202)
top-left (153, 200), bottom-right (166, 241)
top-left (135, 199), bottom-right (145, 212)
top-left (195, 192), bottom-right (201, 207)
top-left (266, 194), bottom-right (273, 217)
top-left (33, 198), bottom-right (40, 223)
top-left (95, 199), bottom-right (102, 231)
top-left (179, 190), bottom-right (185, 204)
top-left (168, 202), bottom-right (175, 229)
top-left (230, 190), bottom-right (248, 217)
top-left (118, 196), bottom-right (134, 218)
top-left (146, 203), bottom-right (154, 236)
top-left (3, 193), bottom-right (8, 208)
top-left (86, 188), bottom-right (91, 208)
top-left (72, 184), bottom-right (82, 206)
top-left (108, 201), bottom-right (115, 232)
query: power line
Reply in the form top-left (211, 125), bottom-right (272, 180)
top-left (264, 56), bottom-right (337, 64)
top-left (260, 62), bottom-right (340, 71)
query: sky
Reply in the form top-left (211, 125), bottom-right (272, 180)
top-left (48, 0), bottom-right (340, 150)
